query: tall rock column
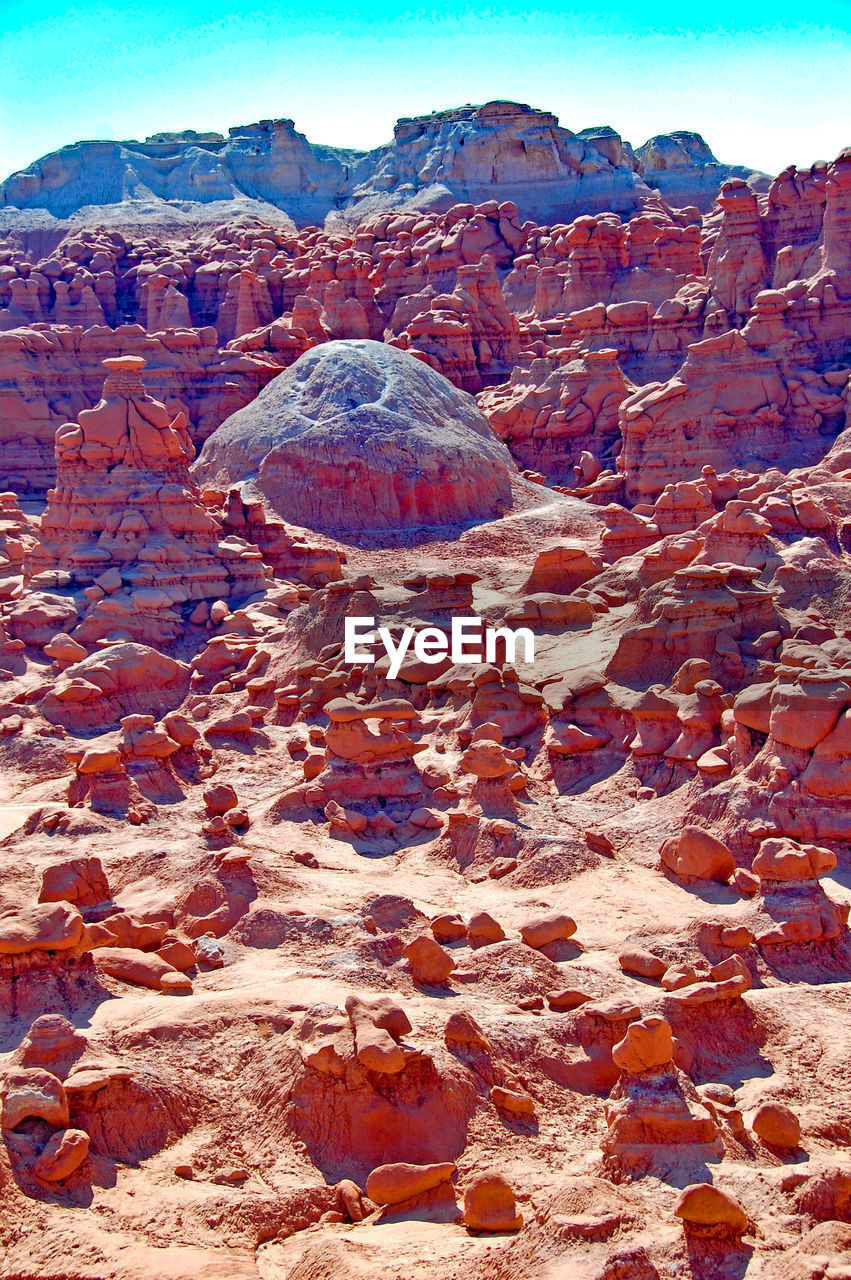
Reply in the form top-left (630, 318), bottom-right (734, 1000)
top-left (26, 356), bottom-right (268, 643)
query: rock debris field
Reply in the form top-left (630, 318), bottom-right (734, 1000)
top-left (0, 99), bottom-right (849, 1280)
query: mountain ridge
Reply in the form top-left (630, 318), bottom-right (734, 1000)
top-left (1, 99), bottom-right (770, 229)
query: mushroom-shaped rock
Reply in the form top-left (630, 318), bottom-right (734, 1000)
top-left (604, 1064), bottom-right (719, 1152)
top-left (0, 902), bottom-right (85, 955)
top-left (194, 340), bottom-right (516, 534)
top-left (345, 994), bottom-right (410, 1075)
top-left (748, 834), bottom-right (848, 946)
top-left (405, 935), bottom-right (456, 985)
top-left (2, 1068), bottom-right (69, 1129)
top-left (660, 826), bottom-right (735, 881)
top-left (27, 359), bottom-right (267, 640)
top-left (520, 912), bottom-right (576, 949)
top-left (365, 1160), bottom-right (456, 1206)
top-left (674, 1184), bottom-right (749, 1235)
top-left (612, 1015), bottom-right (674, 1074)
top-left (463, 1171), bottom-right (523, 1232)
top-left (752, 1102), bottom-right (801, 1149)
top-left (752, 838), bottom-right (836, 882)
top-left (33, 1127), bottom-right (90, 1181)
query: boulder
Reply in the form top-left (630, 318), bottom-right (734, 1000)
top-left (444, 1011), bottom-right (490, 1051)
top-left (491, 1086), bottom-right (536, 1116)
top-left (203, 783), bottom-right (239, 815)
top-left (546, 988), bottom-right (590, 1011)
top-left (752, 1102), bottom-right (801, 1149)
top-left (618, 949), bottom-right (666, 981)
top-left (404, 935), bottom-right (456, 984)
top-left (674, 1184), bottom-right (749, 1234)
top-left (33, 1127), bottom-right (90, 1181)
top-left (431, 913), bottom-right (467, 942)
top-left (194, 341), bottom-right (516, 534)
top-left (365, 1160), bottom-right (456, 1206)
top-left (2, 1068), bottom-right (69, 1129)
top-left (520, 912), bottom-right (576, 949)
top-left (660, 826), bottom-right (735, 881)
top-left (467, 911), bottom-right (506, 944)
top-left (463, 1171), bottom-right (523, 1232)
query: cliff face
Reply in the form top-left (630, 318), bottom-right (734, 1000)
top-left (0, 100), bottom-right (768, 228)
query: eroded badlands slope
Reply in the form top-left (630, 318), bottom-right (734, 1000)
top-left (0, 117), bottom-right (849, 1280)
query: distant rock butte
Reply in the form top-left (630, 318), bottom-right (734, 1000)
top-left (0, 100), bottom-right (769, 227)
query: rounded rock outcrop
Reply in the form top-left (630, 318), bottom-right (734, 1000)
top-left (194, 340), bottom-right (516, 533)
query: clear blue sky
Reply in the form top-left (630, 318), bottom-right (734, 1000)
top-left (1, 0), bottom-right (848, 180)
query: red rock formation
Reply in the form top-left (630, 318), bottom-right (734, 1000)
top-left (1, 124), bottom-right (851, 1280)
top-left (26, 356), bottom-right (268, 642)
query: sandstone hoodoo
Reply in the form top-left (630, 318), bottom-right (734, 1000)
top-left (25, 355), bottom-right (268, 643)
top-left (2, 65), bottom-right (851, 1280)
top-left (194, 339), bottom-right (517, 533)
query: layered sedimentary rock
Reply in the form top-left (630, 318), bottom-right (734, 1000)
top-left (618, 292), bottom-right (846, 502)
top-left (0, 323), bottom-right (280, 492)
top-left (480, 348), bottom-right (633, 482)
top-left (1, 108), bottom-right (851, 1280)
top-left (2, 143), bottom-right (846, 501)
top-left (194, 339), bottom-right (517, 532)
top-left (1, 101), bottom-right (766, 226)
top-left (25, 355), bottom-right (267, 641)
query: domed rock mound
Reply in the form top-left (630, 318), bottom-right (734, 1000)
top-left (194, 339), bottom-right (517, 533)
